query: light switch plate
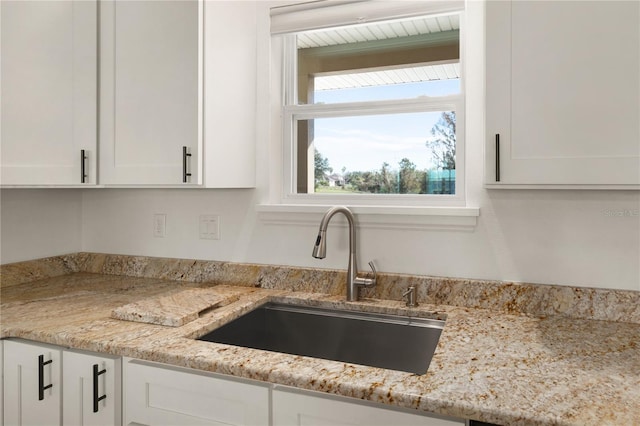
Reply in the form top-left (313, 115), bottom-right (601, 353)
top-left (153, 214), bottom-right (166, 238)
top-left (199, 215), bottom-right (220, 240)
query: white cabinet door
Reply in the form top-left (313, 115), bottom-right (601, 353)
top-left (3, 340), bottom-right (62, 426)
top-left (1, 340), bottom-right (4, 423)
top-left (100, 0), bottom-right (202, 185)
top-left (124, 358), bottom-right (270, 425)
top-left (203, 1), bottom-right (256, 188)
top-left (273, 387), bottom-right (464, 426)
top-left (63, 350), bottom-right (122, 426)
top-left (0, 0), bottom-right (97, 186)
top-left (485, 0), bottom-right (640, 188)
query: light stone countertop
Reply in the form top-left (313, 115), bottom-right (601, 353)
top-left (1, 268), bottom-right (639, 426)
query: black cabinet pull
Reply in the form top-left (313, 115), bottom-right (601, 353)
top-left (93, 364), bottom-right (107, 413)
top-left (81, 149), bottom-right (88, 183)
top-left (495, 134), bottom-right (501, 182)
top-left (182, 146), bottom-right (192, 183)
top-left (38, 355), bottom-right (53, 401)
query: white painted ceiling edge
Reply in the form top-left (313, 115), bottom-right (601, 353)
top-left (270, 0), bottom-right (464, 34)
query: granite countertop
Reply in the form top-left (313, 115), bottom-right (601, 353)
top-left (1, 254), bottom-right (639, 426)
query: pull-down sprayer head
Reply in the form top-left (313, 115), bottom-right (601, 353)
top-left (312, 230), bottom-right (327, 258)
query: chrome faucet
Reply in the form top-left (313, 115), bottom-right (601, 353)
top-left (312, 206), bottom-right (376, 301)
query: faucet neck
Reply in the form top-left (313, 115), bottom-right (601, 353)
top-left (314, 206), bottom-right (374, 302)
top-left (318, 206), bottom-right (357, 257)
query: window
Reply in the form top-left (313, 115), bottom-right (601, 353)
top-left (272, 1), bottom-right (466, 207)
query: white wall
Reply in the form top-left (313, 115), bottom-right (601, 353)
top-left (0, 189), bottom-right (83, 263)
top-left (80, 1), bottom-right (640, 291)
top-left (79, 186), bottom-right (640, 292)
top-left (4, 2), bottom-right (640, 291)
top-left (81, 188), bottom-right (257, 261)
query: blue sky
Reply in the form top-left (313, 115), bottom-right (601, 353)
top-left (312, 79), bottom-right (459, 173)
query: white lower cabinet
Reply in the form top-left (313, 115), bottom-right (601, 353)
top-left (1, 340), bottom-right (4, 424)
top-left (2, 339), bottom-right (121, 426)
top-left (124, 358), bottom-right (270, 426)
top-left (63, 350), bottom-right (122, 426)
top-left (3, 340), bottom-right (63, 425)
top-left (4, 342), bottom-right (467, 426)
top-left (272, 387), bottom-right (464, 426)
top-left (124, 358), bottom-right (465, 426)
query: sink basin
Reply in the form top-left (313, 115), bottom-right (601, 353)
top-left (197, 302), bottom-right (444, 375)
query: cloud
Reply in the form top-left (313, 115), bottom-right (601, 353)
top-left (313, 130), bottom-right (435, 171)
top-left (305, 111), bottom-right (446, 171)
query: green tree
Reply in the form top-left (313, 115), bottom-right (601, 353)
top-left (362, 171), bottom-right (380, 193)
top-left (398, 158), bottom-right (422, 194)
top-left (426, 111), bottom-right (456, 170)
top-left (346, 170), bottom-right (380, 193)
top-left (379, 162), bottom-right (394, 193)
top-left (314, 149), bottom-right (332, 188)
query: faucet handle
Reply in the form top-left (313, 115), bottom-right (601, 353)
top-left (367, 261), bottom-right (377, 280)
top-left (355, 260), bottom-right (377, 288)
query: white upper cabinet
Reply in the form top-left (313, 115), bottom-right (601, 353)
top-left (1, 0), bottom-right (97, 186)
top-left (203, 1), bottom-right (256, 188)
top-left (2, 0), bottom-right (257, 188)
top-left (99, 0), bottom-right (202, 186)
top-left (485, 0), bottom-right (640, 188)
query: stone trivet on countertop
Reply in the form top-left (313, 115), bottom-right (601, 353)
top-left (111, 287), bottom-right (237, 327)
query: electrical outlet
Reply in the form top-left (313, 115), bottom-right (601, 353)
top-left (199, 215), bottom-right (220, 240)
top-left (153, 214), bottom-right (166, 238)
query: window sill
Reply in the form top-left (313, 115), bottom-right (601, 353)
top-left (256, 204), bottom-right (479, 230)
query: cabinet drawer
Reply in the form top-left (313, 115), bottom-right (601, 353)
top-left (273, 387), bottom-right (464, 426)
top-left (124, 359), bottom-right (269, 426)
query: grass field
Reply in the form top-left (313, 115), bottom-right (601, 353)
top-left (314, 186), bottom-right (360, 194)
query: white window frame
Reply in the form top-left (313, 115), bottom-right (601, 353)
top-left (259, 0), bottom-right (478, 226)
top-left (283, 95), bottom-right (465, 206)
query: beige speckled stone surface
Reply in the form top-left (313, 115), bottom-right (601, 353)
top-left (111, 287), bottom-right (239, 327)
top-left (1, 257), bottom-right (639, 425)
top-left (2, 253), bottom-right (638, 323)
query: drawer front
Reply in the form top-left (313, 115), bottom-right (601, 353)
top-left (125, 359), bottom-right (269, 426)
top-left (273, 387), bottom-right (465, 426)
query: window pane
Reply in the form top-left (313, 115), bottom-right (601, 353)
top-left (298, 111), bottom-right (456, 195)
top-left (296, 14), bottom-right (460, 105)
top-left (314, 70), bottom-right (460, 104)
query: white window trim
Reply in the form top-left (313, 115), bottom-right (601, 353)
top-left (262, 0), bottom-right (479, 227)
top-left (270, 0), bottom-right (466, 34)
top-left (256, 203), bottom-right (479, 230)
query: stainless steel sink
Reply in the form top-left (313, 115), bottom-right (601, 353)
top-left (197, 302), bottom-right (444, 375)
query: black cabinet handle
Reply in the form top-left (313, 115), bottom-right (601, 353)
top-left (93, 364), bottom-right (107, 413)
top-left (182, 146), bottom-right (192, 183)
top-left (38, 355), bottom-right (53, 401)
top-left (81, 149), bottom-right (88, 183)
top-left (495, 134), bottom-right (501, 182)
